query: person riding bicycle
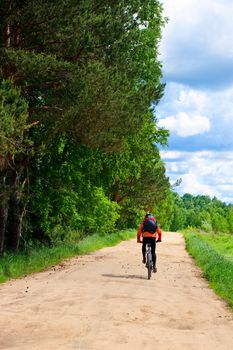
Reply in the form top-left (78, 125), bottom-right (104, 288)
top-left (137, 212), bottom-right (162, 273)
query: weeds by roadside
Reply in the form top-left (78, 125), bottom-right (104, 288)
top-left (184, 230), bottom-right (233, 309)
top-left (0, 230), bottom-right (136, 284)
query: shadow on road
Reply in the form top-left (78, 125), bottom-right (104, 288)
top-left (102, 273), bottom-right (146, 280)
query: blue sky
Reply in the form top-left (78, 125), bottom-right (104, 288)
top-left (157, 0), bottom-right (233, 203)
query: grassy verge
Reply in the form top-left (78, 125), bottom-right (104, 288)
top-left (184, 230), bottom-right (233, 309)
top-left (199, 233), bottom-right (233, 259)
top-left (0, 229), bottom-right (136, 284)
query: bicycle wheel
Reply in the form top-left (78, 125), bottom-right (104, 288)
top-left (147, 252), bottom-right (151, 280)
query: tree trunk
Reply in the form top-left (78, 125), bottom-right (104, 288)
top-left (0, 158), bottom-right (8, 256)
top-left (1, 10), bottom-right (26, 253)
top-left (7, 194), bottom-right (22, 252)
top-left (6, 153), bottom-right (29, 252)
top-left (112, 181), bottom-right (123, 203)
top-left (0, 206), bottom-right (8, 256)
top-left (7, 195), bottom-right (21, 252)
top-left (2, 12), bottom-right (20, 81)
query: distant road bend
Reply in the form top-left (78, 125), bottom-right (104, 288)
top-left (1, 232), bottom-right (233, 350)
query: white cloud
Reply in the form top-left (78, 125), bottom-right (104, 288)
top-left (160, 0), bottom-right (233, 88)
top-left (157, 1), bottom-right (233, 202)
top-left (181, 173), bottom-right (217, 198)
top-left (178, 89), bottom-right (208, 113)
top-left (157, 82), bottom-right (233, 150)
top-left (161, 150), bottom-right (233, 203)
top-left (158, 112), bottom-right (210, 137)
top-left (161, 0), bottom-right (233, 56)
top-left (160, 150), bottom-right (182, 159)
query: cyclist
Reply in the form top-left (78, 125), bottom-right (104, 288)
top-left (137, 212), bottom-right (162, 273)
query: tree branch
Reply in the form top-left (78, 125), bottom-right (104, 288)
top-left (29, 105), bottom-right (64, 113)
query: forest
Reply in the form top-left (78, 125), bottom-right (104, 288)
top-left (0, 0), bottom-right (171, 255)
top-left (169, 193), bottom-right (233, 234)
top-left (0, 1), bottom-right (232, 258)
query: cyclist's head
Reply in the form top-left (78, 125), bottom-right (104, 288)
top-left (145, 212), bottom-right (152, 218)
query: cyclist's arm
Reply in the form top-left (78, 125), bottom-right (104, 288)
top-left (156, 226), bottom-right (162, 241)
top-left (137, 223), bottom-right (143, 243)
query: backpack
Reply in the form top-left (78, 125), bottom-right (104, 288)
top-left (142, 215), bottom-right (158, 233)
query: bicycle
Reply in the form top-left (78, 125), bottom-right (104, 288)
top-left (145, 243), bottom-right (153, 280)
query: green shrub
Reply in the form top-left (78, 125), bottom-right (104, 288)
top-left (82, 187), bottom-right (120, 235)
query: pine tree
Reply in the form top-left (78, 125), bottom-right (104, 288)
top-left (0, 0), bottom-right (167, 252)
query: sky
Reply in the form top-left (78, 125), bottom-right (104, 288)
top-left (157, 0), bottom-right (233, 203)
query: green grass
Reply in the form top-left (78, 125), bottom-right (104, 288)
top-left (0, 229), bottom-right (136, 284)
top-left (184, 230), bottom-right (233, 309)
top-left (200, 233), bottom-right (233, 259)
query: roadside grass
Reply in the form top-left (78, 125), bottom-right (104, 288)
top-left (0, 229), bottom-right (136, 284)
top-left (184, 230), bottom-right (233, 309)
top-left (200, 233), bottom-right (233, 259)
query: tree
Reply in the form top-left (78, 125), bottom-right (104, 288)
top-left (153, 189), bottom-right (174, 230)
top-left (0, 0), bottom-right (168, 251)
top-left (170, 192), bottom-right (233, 234)
top-left (98, 113), bottom-right (170, 227)
top-left (1, 0), bottom-right (166, 149)
top-left (0, 80), bottom-right (31, 254)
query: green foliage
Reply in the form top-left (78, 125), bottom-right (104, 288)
top-left (0, 79), bottom-right (29, 155)
top-left (184, 231), bottom-right (233, 308)
top-left (29, 180), bottom-right (120, 242)
top-left (0, 1), bottom-right (170, 252)
top-left (81, 187), bottom-right (120, 236)
top-left (98, 114), bottom-right (170, 227)
top-left (152, 190), bottom-right (173, 230)
top-left (26, 139), bottom-right (121, 241)
top-left (171, 193), bottom-right (233, 234)
top-left (170, 205), bottom-right (186, 232)
top-left (26, 108), bottom-right (169, 241)
top-left (1, 0), bottom-right (166, 151)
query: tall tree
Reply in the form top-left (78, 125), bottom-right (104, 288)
top-left (0, 0), bottom-right (167, 251)
top-left (0, 80), bottom-right (30, 254)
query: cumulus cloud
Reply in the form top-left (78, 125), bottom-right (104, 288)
top-left (161, 150), bottom-right (233, 203)
top-left (160, 0), bottom-right (233, 88)
top-left (157, 1), bottom-right (233, 203)
top-left (158, 112), bottom-right (210, 137)
top-left (180, 174), bottom-right (217, 198)
top-left (157, 82), bottom-right (233, 151)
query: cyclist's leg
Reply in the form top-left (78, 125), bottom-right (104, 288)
top-left (142, 237), bottom-right (148, 263)
top-left (149, 237), bottom-right (156, 268)
top-left (142, 237), bottom-right (146, 264)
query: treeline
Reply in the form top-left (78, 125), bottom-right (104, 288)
top-left (0, 1), bottom-right (170, 255)
top-left (170, 193), bottom-right (233, 233)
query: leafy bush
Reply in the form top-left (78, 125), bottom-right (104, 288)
top-left (29, 183), bottom-right (120, 243)
top-left (81, 187), bottom-right (120, 236)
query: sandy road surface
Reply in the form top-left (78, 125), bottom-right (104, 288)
top-left (0, 232), bottom-right (233, 350)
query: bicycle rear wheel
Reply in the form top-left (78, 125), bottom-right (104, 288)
top-left (147, 252), bottom-right (152, 280)
top-left (147, 266), bottom-right (151, 280)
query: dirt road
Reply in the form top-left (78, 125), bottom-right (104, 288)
top-left (0, 232), bottom-right (233, 350)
